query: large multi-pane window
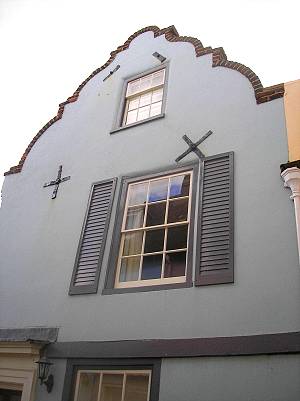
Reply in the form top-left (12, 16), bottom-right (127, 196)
top-left (115, 171), bottom-right (192, 288)
top-left (122, 69), bottom-right (165, 126)
top-left (74, 370), bottom-right (151, 401)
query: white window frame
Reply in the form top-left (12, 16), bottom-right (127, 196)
top-left (73, 369), bottom-right (151, 401)
top-left (114, 170), bottom-right (193, 288)
top-left (122, 69), bottom-right (165, 126)
top-left (112, 65), bottom-right (168, 133)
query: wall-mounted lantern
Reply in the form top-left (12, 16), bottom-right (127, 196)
top-left (35, 356), bottom-right (54, 393)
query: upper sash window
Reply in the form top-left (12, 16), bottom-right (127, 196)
top-left (122, 69), bottom-right (165, 126)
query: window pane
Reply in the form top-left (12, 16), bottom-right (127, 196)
top-left (139, 92), bottom-right (152, 107)
top-left (152, 70), bottom-right (165, 86)
top-left (152, 88), bottom-right (163, 103)
top-left (169, 174), bottom-right (190, 198)
top-left (125, 206), bottom-right (145, 229)
top-left (146, 202), bottom-right (166, 226)
top-left (140, 75), bottom-right (152, 92)
top-left (128, 97), bottom-right (140, 111)
top-left (150, 101), bottom-right (162, 117)
top-left (164, 251), bottom-right (186, 277)
top-left (124, 375), bottom-right (150, 401)
top-left (127, 79), bottom-right (141, 96)
top-left (126, 109), bottom-right (138, 125)
top-left (119, 256), bottom-right (140, 282)
top-left (144, 229), bottom-right (165, 253)
top-left (166, 225), bottom-right (188, 250)
top-left (137, 105), bottom-right (150, 121)
top-left (141, 254), bottom-right (162, 280)
top-left (148, 178), bottom-right (168, 202)
top-left (167, 198), bottom-right (189, 223)
top-left (122, 232), bottom-right (143, 256)
top-left (77, 373), bottom-right (100, 401)
top-left (100, 374), bottom-right (123, 401)
top-left (128, 182), bottom-right (148, 206)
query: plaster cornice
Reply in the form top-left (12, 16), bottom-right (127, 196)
top-left (4, 25), bottom-right (284, 176)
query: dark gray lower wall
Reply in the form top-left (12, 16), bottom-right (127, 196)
top-left (35, 354), bottom-right (300, 401)
top-left (159, 355), bottom-right (300, 401)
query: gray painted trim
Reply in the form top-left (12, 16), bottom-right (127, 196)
top-left (0, 327), bottom-right (58, 342)
top-left (61, 358), bottom-right (161, 401)
top-left (69, 178), bottom-right (117, 295)
top-left (102, 281), bottom-right (192, 295)
top-left (47, 332), bottom-right (300, 360)
top-left (195, 151), bottom-right (234, 286)
top-left (110, 113), bottom-right (165, 134)
top-left (112, 62), bottom-right (169, 132)
top-left (103, 162), bottom-right (199, 295)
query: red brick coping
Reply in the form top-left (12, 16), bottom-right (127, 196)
top-left (5, 25), bottom-right (284, 176)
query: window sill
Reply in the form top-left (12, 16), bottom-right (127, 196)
top-left (102, 280), bottom-right (192, 295)
top-left (110, 113), bottom-right (165, 134)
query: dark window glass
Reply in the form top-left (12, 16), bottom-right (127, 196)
top-left (0, 389), bottom-right (22, 401)
top-left (144, 229), bottom-right (165, 253)
top-left (164, 251), bottom-right (186, 277)
top-left (167, 198), bottom-right (188, 223)
top-left (146, 202), bottom-right (166, 226)
top-left (169, 174), bottom-right (190, 198)
top-left (166, 225), bottom-right (188, 250)
top-left (141, 254), bottom-right (162, 279)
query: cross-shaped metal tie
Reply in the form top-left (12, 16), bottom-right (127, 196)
top-left (175, 130), bottom-right (213, 162)
top-left (43, 165), bottom-right (71, 199)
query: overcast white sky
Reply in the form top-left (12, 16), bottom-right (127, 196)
top-left (0, 0), bottom-right (299, 192)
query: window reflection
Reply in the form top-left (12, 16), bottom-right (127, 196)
top-left (169, 174), bottom-right (190, 198)
top-left (128, 182), bottom-right (148, 206)
top-left (148, 178), bottom-right (168, 202)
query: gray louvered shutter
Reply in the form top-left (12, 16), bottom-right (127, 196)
top-left (195, 152), bottom-right (234, 286)
top-left (69, 178), bottom-right (117, 295)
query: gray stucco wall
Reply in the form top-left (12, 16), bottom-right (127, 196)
top-left (159, 355), bottom-right (300, 401)
top-left (0, 31), bottom-right (299, 342)
top-left (33, 355), bottom-right (300, 401)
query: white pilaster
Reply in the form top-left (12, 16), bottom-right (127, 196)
top-left (281, 167), bottom-right (300, 265)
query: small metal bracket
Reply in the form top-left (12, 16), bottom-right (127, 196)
top-left (175, 130), bottom-right (213, 162)
top-left (44, 374), bottom-right (54, 393)
top-left (43, 165), bottom-right (71, 199)
top-left (152, 52), bottom-right (166, 63)
top-left (103, 65), bottom-right (120, 81)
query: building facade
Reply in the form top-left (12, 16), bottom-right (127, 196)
top-left (1, 25), bottom-right (300, 401)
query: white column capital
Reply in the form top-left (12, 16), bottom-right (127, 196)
top-left (281, 166), bottom-right (300, 265)
top-left (281, 167), bottom-right (300, 199)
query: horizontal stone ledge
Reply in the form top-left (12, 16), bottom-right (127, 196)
top-left (47, 331), bottom-right (300, 359)
top-left (0, 327), bottom-right (59, 343)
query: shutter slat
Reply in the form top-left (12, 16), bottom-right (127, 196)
top-left (196, 152), bottom-right (234, 286)
top-left (69, 178), bottom-right (117, 295)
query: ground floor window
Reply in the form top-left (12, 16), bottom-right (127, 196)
top-left (74, 370), bottom-right (151, 401)
top-left (63, 359), bottom-right (160, 401)
top-left (0, 389), bottom-right (22, 401)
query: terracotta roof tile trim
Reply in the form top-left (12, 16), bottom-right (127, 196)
top-left (4, 25), bottom-right (285, 176)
